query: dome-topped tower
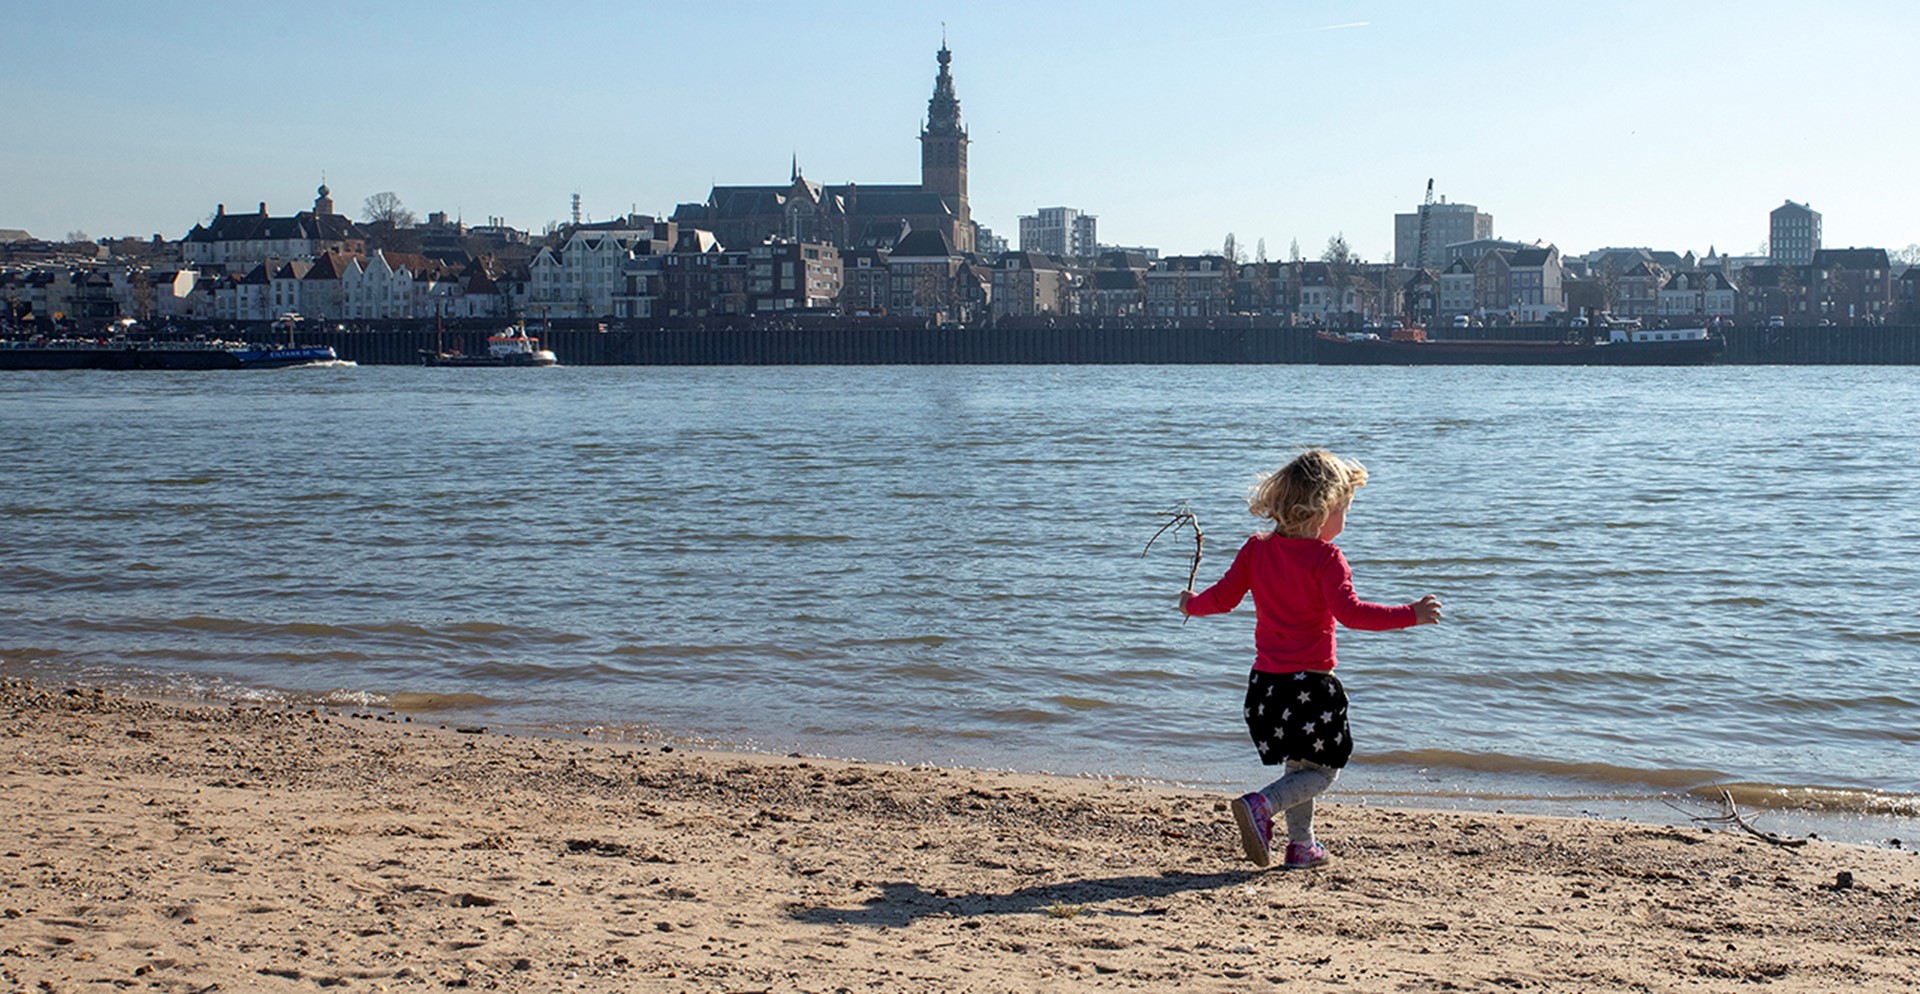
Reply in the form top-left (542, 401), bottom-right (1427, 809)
top-left (314, 182), bottom-right (335, 215)
top-left (918, 41), bottom-right (971, 251)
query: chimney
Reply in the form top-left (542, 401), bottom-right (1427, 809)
top-left (216, 204), bottom-right (225, 216)
top-left (259, 202), bottom-right (268, 215)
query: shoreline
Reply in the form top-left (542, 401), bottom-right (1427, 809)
top-left (4, 678), bottom-right (1918, 993)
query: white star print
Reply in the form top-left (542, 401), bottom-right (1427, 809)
top-left (1294, 673), bottom-right (1308, 681)
top-left (1313, 738), bottom-right (1325, 752)
top-left (1257, 703), bottom-right (1265, 716)
top-left (1301, 721), bottom-right (1317, 735)
top-left (1280, 709), bottom-right (1291, 721)
top-left (1257, 740), bottom-right (1271, 755)
top-left (1298, 692), bottom-right (1312, 703)
top-left (1334, 732), bottom-right (1343, 744)
top-left (1320, 711), bottom-right (1333, 723)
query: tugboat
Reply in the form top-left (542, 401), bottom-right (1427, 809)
top-left (419, 322), bottom-right (558, 367)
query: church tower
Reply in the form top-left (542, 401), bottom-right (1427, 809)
top-left (919, 42), bottom-right (972, 251)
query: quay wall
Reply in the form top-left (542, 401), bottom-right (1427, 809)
top-left (262, 321), bottom-right (1920, 366)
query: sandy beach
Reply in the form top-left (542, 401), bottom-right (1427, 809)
top-left (2, 678), bottom-right (1915, 993)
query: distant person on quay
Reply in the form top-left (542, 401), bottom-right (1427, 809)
top-left (1180, 449), bottom-right (1442, 870)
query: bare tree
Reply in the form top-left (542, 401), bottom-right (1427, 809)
top-left (1893, 244), bottom-right (1920, 267)
top-left (1288, 238), bottom-right (1301, 263)
top-left (1322, 233), bottom-right (1356, 322)
top-left (362, 192), bottom-right (417, 228)
top-left (1255, 238), bottom-right (1268, 264)
top-left (65, 230), bottom-right (90, 244)
top-left (1223, 233), bottom-right (1244, 265)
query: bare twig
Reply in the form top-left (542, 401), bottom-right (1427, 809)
top-left (1669, 790), bottom-right (1808, 848)
top-left (1144, 502), bottom-right (1204, 621)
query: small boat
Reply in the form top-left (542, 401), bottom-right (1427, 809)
top-left (1313, 326), bottom-right (1723, 366)
top-left (420, 324), bottom-right (558, 367)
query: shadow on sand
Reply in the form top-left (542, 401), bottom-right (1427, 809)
top-left (788, 870), bottom-right (1256, 928)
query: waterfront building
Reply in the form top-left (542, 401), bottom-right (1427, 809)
top-left (1437, 257), bottom-right (1475, 317)
top-left (838, 246), bottom-right (891, 315)
top-left (1472, 250), bottom-right (1515, 316)
top-left (1017, 207), bottom-right (1097, 261)
top-left (180, 185), bottom-right (365, 271)
top-left (974, 225), bottom-right (1009, 256)
top-left (748, 241), bottom-right (842, 313)
top-left (1613, 260), bottom-right (1666, 321)
top-left (886, 228), bottom-right (974, 323)
top-left (671, 44), bottom-right (976, 255)
top-left (1505, 246), bottom-right (1565, 322)
top-left (1770, 200), bottom-right (1822, 266)
top-left (1232, 261), bottom-right (1293, 317)
top-left (1395, 199), bottom-right (1493, 268)
top-left (1144, 256), bottom-right (1232, 319)
top-left (989, 251), bottom-right (1070, 319)
top-left (1808, 247), bottom-right (1894, 323)
top-left (1657, 270), bottom-right (1738, 319)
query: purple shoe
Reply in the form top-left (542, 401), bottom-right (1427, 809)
top-left (1230, 792), bottom-right (1274, 867)
top-left (1284, 841), bottom-right (1329, 870)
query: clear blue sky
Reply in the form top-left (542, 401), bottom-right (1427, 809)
top-left (4, 1), bottom-right (1914, 260)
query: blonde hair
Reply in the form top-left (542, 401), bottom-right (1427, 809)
top-left (1248, 449), bottom-right (1369, 538)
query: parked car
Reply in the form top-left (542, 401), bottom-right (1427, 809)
top-left (1766, 315), bottom-right (1786, 328)
top-left (1452, 315), bottom-right (1471, 328)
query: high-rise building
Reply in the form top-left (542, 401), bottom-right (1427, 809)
top-left (1394, 199), bottom-right (1493, 268)
top-left (1769, 200), bottom-right (1821, 265)
top-left (1018, 207), bottom-right (1097, 259)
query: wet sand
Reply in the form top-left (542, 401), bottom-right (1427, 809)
top-left (2, 678), bottom-right (1916, 992)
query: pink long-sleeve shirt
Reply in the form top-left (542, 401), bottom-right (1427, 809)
top-left (1183, 533), bottom-right (1418, 673)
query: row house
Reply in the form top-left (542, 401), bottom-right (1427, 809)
top-left (748, 241), bottom-right (843, 313)
top-left (1613, 261), bottom-right (1666, 321)
top-left (840, 246), bottom-right (890, 314)
top-left (989, 251), bottom-right (1071, 319)
top-left (1144, 255), bottom-right (1232, 318)
top-left (1807, 247), bottom-right (1894, 323)
top-left (887, 229), bottom-right (987, 324)
top-left (1085, 268), bottom-right (1146, 317)
top-left (1473, 251), bottom-right (1513, 316)
top-left (1232, 262), bottom-right (1293, 316)
top-left (1295, 262), bottom-right (1379, 324)
top-left (1657, 270), bottom-right (1738, 319)
top-left (1505, 246), bottom-right (1564, 322)
top-left (1438, 257), bottom-right (1474, 315)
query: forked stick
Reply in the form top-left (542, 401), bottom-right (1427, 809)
top-left (1143, 501), bottom-right (1204, 620)
top-left (1665, 789), bottom-right (1808, 848)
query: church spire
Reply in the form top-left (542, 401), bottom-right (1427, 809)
top-left (923, 41), bottom-right (963, 137)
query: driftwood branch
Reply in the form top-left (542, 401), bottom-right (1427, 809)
top-left (1668, 789), bottom-right (1808, 848)
top-left (1143, 501), bottom-right (1204, 621)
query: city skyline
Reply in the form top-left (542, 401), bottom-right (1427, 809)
top-left (5, 1), bottom-right (1917, 261)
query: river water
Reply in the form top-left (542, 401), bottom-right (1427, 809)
top-left (3, 364), bottom-right (1916, 841)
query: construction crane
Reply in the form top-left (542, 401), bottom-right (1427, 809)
top-left (1403, 178), bottom-right (1435, 331)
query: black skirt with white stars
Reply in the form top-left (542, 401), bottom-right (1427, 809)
top-left (1242, 669), bottom-right (1354, 769)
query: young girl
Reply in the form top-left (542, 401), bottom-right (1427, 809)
top-left (1180, 449), bottom-right (1441, 870)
